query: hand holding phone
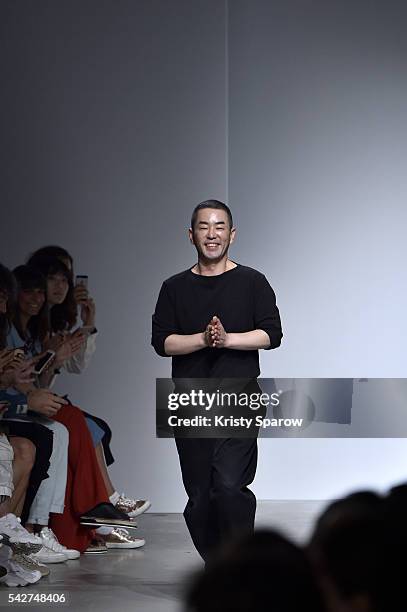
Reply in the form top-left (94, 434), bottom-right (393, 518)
top-left (0, 355), bottom-right (35, 386)
top-left (75, 275), bottom-right (88, 289)
top-left (43, 332), bottom-right (65, 353)
top-left (0, 349), bottom-right (17, 373)
top-left (32, 351), bottom-right (56, 375)
top-left (13, 359), bottom-right (36, 384)
top-left (74, 276), bottom-right (89, 305)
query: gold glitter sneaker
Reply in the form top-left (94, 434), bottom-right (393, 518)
top-left (12, 553), bottom-right (50, 577)
top-left (84, 539), bottom-right (108, 554)
top-left (104, 528), bottom-right (146, 549)
top-left (115, 495), bottom-right (151, 518)
top-left (0, 514), bottom-right (42, 554)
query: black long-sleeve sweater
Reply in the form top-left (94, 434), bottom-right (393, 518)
top-left (152, 264), bottom-right (282, 378)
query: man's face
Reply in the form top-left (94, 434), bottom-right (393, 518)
top-left (189, 208), bottom-right (235, 262)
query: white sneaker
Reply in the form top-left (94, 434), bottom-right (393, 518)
top-left (0, 514), bottom-right (42, 552)
top-left (9, 558), bottom-right (41, 584)
top-left (3, 568), bottom-right (28, 587)
top-left (39, 527), bottom-right (80, 560)
top-left (0, 546), bottom-right (30, 586)
top-left (31, 545), bottom-right (67, 564)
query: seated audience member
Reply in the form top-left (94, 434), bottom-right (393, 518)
top-left (4, 265), bottom-right (135, 554)
top-left (28, 247), bottom-right (149, 551)
top-left (0, 402), bottom-right (39, 523)
top-left (0, 263), bottom-right (72, 561)
top-left (0, 263), bottom-right (60, 572)
top-left (185, 530), bottom-right (326, 612)
top-left (27, 247), bottom-right (120, 480)
top-left (1, 350), bottom-right (54, 531)
top-left (27, 246), bottom-right (151, 520)
top-left (0, 433), bottom-right (45, 585)
top-left (308, 491), bottom-right (399, 612)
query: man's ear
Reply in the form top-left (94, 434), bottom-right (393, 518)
top-left (229, 227), bottom-right (236, 245)
top-left (188, 227), bottom-right (194, 244)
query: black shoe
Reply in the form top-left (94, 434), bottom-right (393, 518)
top-left (79, 503), bottom-right (138, 529)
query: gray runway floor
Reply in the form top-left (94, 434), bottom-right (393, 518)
top-left (0, 501), bottom-right (328, 612)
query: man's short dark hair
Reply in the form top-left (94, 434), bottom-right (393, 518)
top-left (191, 200), bottom-right (233, 230)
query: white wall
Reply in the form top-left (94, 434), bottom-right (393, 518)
top-left (2, 0), bottom-right (227, 512)
top-left (229, 0), bottom-right (407, 501)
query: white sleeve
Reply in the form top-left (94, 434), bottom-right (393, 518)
top-left (63, 329), bottom-right (98, 374)
top-left (0, 435), bottom-right (14, 497)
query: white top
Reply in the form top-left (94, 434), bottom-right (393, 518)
top-left (63, 326), bottom-right (98, 374)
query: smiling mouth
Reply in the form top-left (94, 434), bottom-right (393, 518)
top-left (205, 243), bottom-right (220, 248)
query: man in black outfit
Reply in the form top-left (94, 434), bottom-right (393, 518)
top-left (152, 200), bottom-right (282, 561)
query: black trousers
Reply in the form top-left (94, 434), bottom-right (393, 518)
top-left (175, 437), bottom-right (258, 562)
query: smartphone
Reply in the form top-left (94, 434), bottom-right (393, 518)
top-left (33, 351), bottom-right (55, 375)
top-left (75, 275), bottom-right (88, 289)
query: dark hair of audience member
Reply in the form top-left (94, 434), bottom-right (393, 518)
top-left (384, 482), bottom-right (407, 523)
top-left (28, 255), bottom-right (76, 332)
top-left (308, 491), bottom-right (396, 612)
top-left (185, 530), bottom-right (326, 612)
top-left (12, 265), bottom-right (50, 346)
top-left (0, 263), bottom-right (17, 348)
top-left (27, 245), bottom-right (73, 272)
top-left (383, 483), bottom-right (407, 559)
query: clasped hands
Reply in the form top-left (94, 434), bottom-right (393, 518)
top-left (204, 316), bottom-right (229, 349)
top-left (43, 329), bottom-right (87, 367)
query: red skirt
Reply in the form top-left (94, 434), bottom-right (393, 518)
top-left (49, 404), bottom-right (109, 552)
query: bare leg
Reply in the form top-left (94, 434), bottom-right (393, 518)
top-left (95, 443), bottom-right (114, 497)
top-left (9, 437), bottom-right (36, 517)
top-left (24, 522), bottom-right (43, 533)
top-left (0, 498), bottom-right (11, 518)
